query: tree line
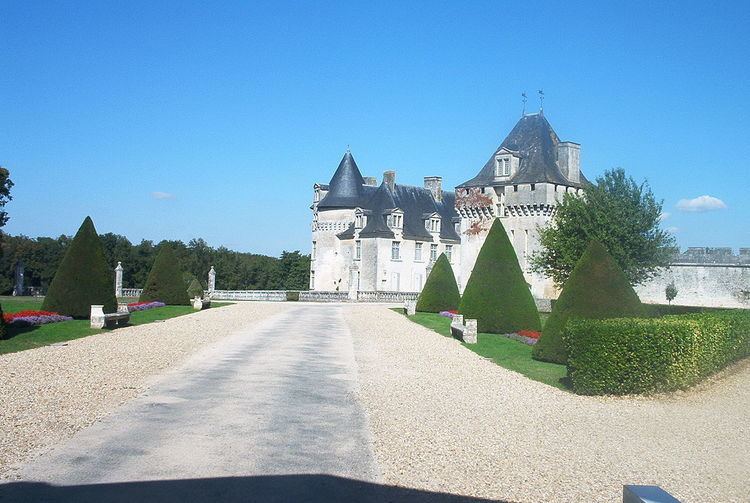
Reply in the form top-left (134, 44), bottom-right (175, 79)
top-left (0, 233), bottom-right (311, 294)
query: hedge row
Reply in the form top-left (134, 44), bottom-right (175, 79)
top-left (565, 311), bottom-right (750, 395)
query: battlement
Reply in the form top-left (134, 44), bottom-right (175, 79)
top-left (671, 247), bottom-right (750, 265)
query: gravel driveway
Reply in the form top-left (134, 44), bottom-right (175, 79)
top-left (0, 302), bottom-right (285, 479)
top-left (346, 305), bottom-right (750, 503)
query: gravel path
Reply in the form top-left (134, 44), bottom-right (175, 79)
top-left (0, 302), bottom-right (285, 479)
top-left (346, 305), bottom-right (750, 503)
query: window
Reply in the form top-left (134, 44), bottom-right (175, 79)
top-left (355, 240), bottom-right (361, 260)
top-left (415, 242), bottom-right (423, 261)
top-left (495, 157), bottom-right (511, 177)
top-left (391, 241), bottom-right (401, 260)
top-left (530, 184), bottom-right (536, 191)
top-left (425, 217), bottom-right (441, 233)
top-left (430, 243), bottom-right (438, 261)
top-left (355, 214), bottom-right (363, 228)
top-left (312, 241), bottom-right (317, 260)
top-left (445, 245), bottom-right (453, 262)
top-left (314, 190), bottom-right (320, 202)
top-left (454, 221), bottom-right (460, 233)
top-left (513, 185), bottom-right (518, 192)
top-left (387, 213), bottom-right (403, 229)
top-left (310, 271), bottom-right (315, 289)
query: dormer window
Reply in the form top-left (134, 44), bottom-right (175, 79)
top-left (495, 156), bottom-right (511, 177)
top-left (387, 211), bottom-right (403, 230)
top-left (426, 217), bottom-right (441, 233)
top-left (355, 209), bottom-right (367, 229)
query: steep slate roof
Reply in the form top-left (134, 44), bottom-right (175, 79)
top-left (317, 152), bottom-right (368, 209)
top-left (317, 150), bottom-right (460, 243)
top-left (458, 113), bottom-right (589, 189)
top-left (358, 182), bottom-right (461, 243)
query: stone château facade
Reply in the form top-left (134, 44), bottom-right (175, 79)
top-left (310, 111), bottom-right (587, 299)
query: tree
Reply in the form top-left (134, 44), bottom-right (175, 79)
top-left (278, 250), bottom-right (311, 290)
top-left (42, 217), bottom-right (117, 318)
top-left (416, 253), bottom-right (460, 313)
top-left (139, 246), bottom-right (190, 305)
top-left (665, 281), bottom-right (678, 305)
top-left (0, 167), bottom-right (13, 230)
top-left (187, 278), bottom-right (204, 299)
top-left (459, 219), bottom-right (541, 333)
top-left (530, 168), bottom-right (676, 286)
top-left (532, 240), bottom-right (645, 364)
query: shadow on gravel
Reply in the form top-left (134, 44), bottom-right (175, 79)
top-left (0, 474), bottom-right (511, 502)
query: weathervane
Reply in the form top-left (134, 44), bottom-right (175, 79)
top-left (538, 89), bottom-right (545, 112)
top-left (521, 92), bottom-right (527, 116)
top-left (346, 144), bottom-right (350, 153)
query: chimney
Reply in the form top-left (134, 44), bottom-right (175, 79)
top-left (424, 176), bottom-right (443, 202)
top-left (383, 170), bottom-right (396, 191)
top-left (363, 176), bottom-right (377, 186)
top-left (557, 142), bottom-right (581, 183)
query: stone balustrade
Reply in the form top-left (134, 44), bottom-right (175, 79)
top-left (120, 288), bottom-right (143, 298)
top-left (298, 291), bottom-right (349, 302)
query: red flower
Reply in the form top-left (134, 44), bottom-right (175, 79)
top-left (517, 330), bottom-right (541, 339)
top-left (4, 310), bottom-right (61, 323)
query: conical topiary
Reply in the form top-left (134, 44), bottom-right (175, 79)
top-left (533, 240), bottom-right (645, 364)
top-left (42, 216), bottom-right (118, 318)
top-left (139, 246), bottom-right (191, 305)
top-left (459, 219), bottom-right (541, 333)
top-left (416, 253), bottom-right (460, 313)
top-left (187, 278), bottom-right (204, 299)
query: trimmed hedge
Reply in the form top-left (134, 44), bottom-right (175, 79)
top-left (139, 246), bottom-right (191, 306)
top-left (187, 278), bottom-right (204, 299)
top-left (0, 304), bottom-right (5, 340)
top-left (416, 253), bottom-right (460, 313)
top-left (565, 311), bottom-right (750, 395)
top-left (459, 219), bottom-right (541, 333)
top-left (286, 291), bottom-right (300, 301)
top-left (42, 216), bottom-right (118, 318)
top-left (533, 240), bottom-right (644, 364)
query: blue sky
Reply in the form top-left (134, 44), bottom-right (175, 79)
top-left (2, 1), bottom-right (748, 256)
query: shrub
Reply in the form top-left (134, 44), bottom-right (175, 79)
top-left (139, 246), bottom-right (191, 305)
top-left (42, 216), bottom-right (118, 318)
top-left (187, 278), bottom-right (204, 299)
top-left (416, 253), bottom-right (460, 313)
top-left (459, 219), bottom-right (541, 333)
top-left (533, 240), bottom-right (644, 364)
top-left (665, 281), bottom-right (678, 304)
top-left (0, 304), bottom-right (5, 340)
top-left (286, 291), bottom-right (300, 301)
top-left (565, 310), bottom-right (750, 395)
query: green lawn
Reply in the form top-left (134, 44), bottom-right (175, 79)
top-left (402, 310), bottom-right (569, 391)
top-left (0, 296), bottom-right (231, 355)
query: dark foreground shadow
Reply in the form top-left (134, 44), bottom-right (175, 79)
top-left (0, 474), bottom-right (511, 503)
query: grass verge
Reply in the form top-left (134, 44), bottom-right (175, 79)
top-left (401, 310), bottom-right (568, 391)
top-left (0, 296), bottom-right (231, 355)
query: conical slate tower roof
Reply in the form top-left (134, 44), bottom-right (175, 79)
top-left (317, 151), bottom-right (367, 209)
top-left (458, 113), bottom-right (588, 188)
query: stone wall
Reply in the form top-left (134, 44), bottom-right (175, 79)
top-left (635, 264), bottom-right (750, 309)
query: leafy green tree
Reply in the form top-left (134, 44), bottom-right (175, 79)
top-left (530, 168), bottom-right (675, 286)
top-left (187, 278), bottom-right (204, 299)
top-left (279, 250), bottom-right (311, 290)
top-left (665, 281), bottom-right (678, 305)
top-left (139, 246), bottom-right (191, 305)
top-left (42, 217), bottom-right (117, 318)
top-left (416, 253), bottom-right (460, 312)
top-left (0, 167), bottom-right (13, 230)
top-left (459, 219), bottom-right (541, 333)
top-left (533, 240), bottom-right (645, 364)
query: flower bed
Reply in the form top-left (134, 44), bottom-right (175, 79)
top-left (3, 310), bottom-right (73, 326)
top-left (502, 330), bottom-right (541, 345)
top-left (439, 310), bottom-right (459, 318)
top-left (127, 301), bottom-right (166, 312)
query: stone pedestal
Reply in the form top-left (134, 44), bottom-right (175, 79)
top-left (13, 262), bottom-right (25, 296)
top-left (90, 305), bottom-right (106, 329)
top-left (404, 300), bottom-right (416, 316)
top-left (463, 319), bottom-right (478, 344)
top-left (208, 266), bottom-right (216, 293)
top-left (115, 262), bottom-right (123, 298)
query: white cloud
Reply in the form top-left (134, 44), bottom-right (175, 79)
top-left (659, 212), bottom-right (671, 221)
top-left (151, 191), bottom-right (175, 200)
top-left (676, 195), bottom-right (727, 212)
top-left (666, 226), bottom-right (679, 234)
